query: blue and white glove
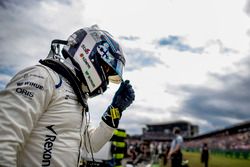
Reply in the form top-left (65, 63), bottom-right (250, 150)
top-left (102, 80), bottom-right (135, 128)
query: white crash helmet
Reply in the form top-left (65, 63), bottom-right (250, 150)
top-left (62, 25), bottom-right (126, 97)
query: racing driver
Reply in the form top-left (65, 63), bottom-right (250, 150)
top-left (0, 25), bottom-right (135, 167)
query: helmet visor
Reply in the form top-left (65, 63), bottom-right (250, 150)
top-left (93, 29), bottom-right (126, 84)
top-left (101, 52), bottom-right (124, 84)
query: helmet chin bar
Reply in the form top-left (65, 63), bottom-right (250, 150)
top-left (67, 52), bottom-right (107, 98)
top-left (85, 56), bottom-right (109, 98)
top-left (85, 81), bottom-right (108, 98)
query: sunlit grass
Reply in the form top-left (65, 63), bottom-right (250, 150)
top-left (152, 151), bottom-right (250, 167)
top-left (184, 151), bottom-right (250, 167)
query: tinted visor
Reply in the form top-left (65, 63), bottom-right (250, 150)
top-left (101, 53), bottom-right (124, 84)
top-left (99, 32), bottom-right (125, 84)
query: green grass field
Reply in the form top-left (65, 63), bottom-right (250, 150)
top-left (152, 151), bottom-right (250, 167)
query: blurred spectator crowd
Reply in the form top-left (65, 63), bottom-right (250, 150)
top-left (184, 131), bottom-right (250, 150)
top-left (123, 130), bottom-right (250, 166)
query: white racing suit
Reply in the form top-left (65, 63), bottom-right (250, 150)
top-left (0, 64), bottom-right (114, 167)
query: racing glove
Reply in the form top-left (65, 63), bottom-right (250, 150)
top-left (102, 80), bottom-right (135, 128)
